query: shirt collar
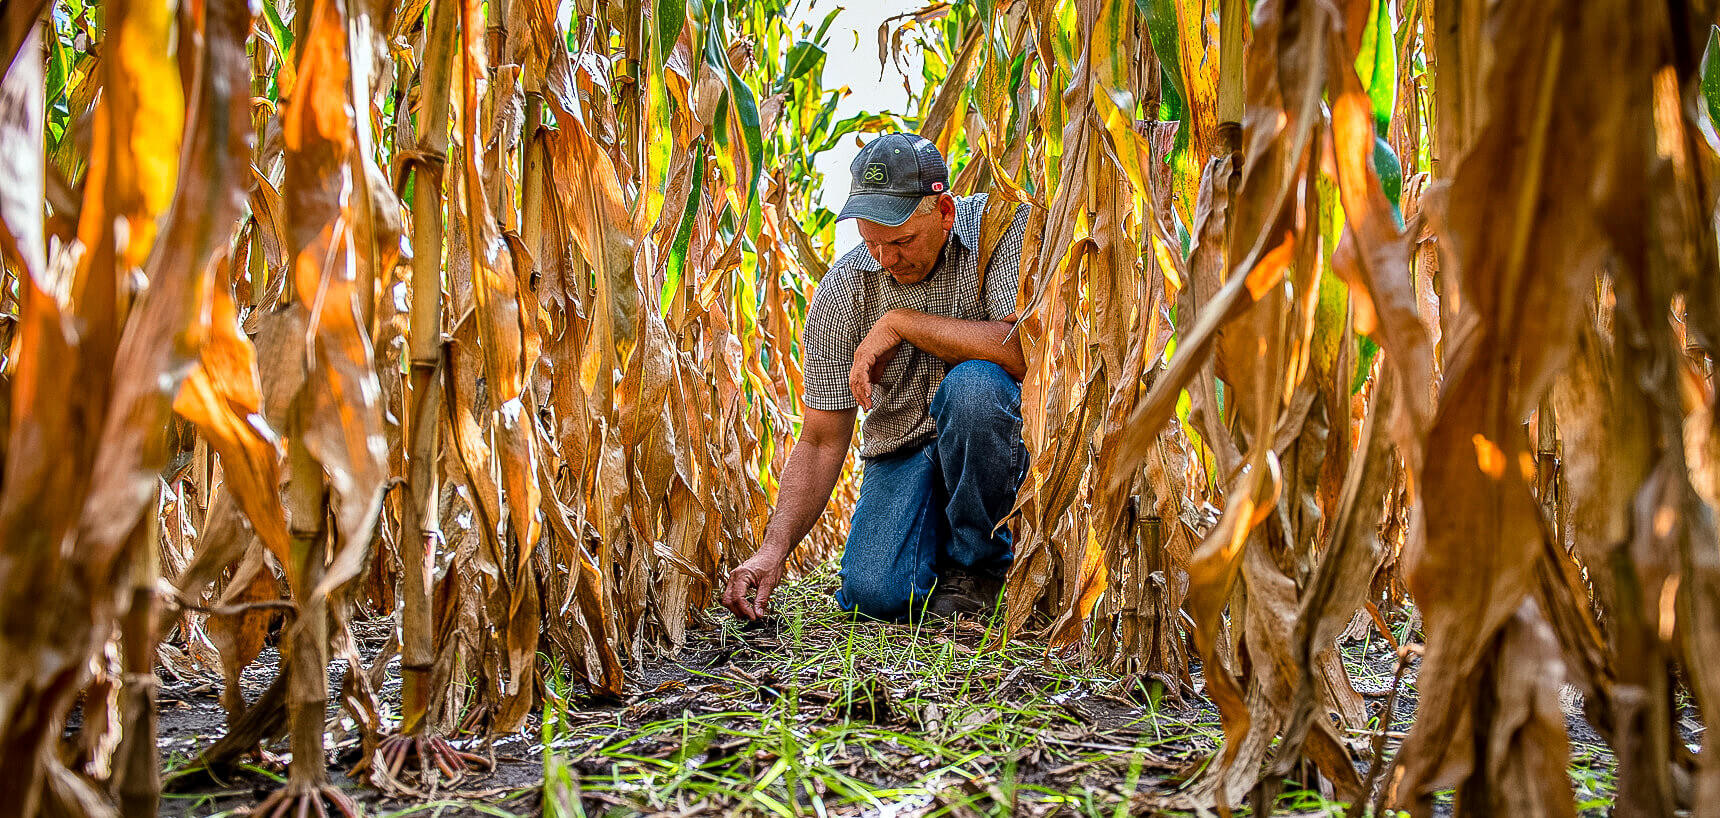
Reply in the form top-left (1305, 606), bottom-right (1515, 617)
top-left (950, 195), bottom-right (980, 251)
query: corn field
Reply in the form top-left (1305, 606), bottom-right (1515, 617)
top-left (0, 0), bottom-right (1718, 814)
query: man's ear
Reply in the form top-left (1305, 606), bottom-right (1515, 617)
top-left (939, 194), bottom-right (957, 231)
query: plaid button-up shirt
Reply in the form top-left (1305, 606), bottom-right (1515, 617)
top-left (802, 194), bottom-right (1030, 458)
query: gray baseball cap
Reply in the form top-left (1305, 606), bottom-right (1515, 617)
top-left (837, 133), bottom-right (950, 227)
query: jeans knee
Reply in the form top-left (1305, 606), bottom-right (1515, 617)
top-left (838, 573), bottom-right (917, 621)
top-left (932, 361), bottom-right (1018, 425)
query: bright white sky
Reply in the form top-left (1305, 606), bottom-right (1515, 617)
top-left (790, 0), bottom-right (927, 256)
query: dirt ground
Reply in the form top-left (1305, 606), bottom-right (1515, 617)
top-left (148, 636), bottom-right (542, 817)
top-left (132, 570), bottom-right (1628, 817)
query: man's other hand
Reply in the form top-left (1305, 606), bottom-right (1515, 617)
top-left (722, 550), bottom-right (786, 621)
top-left (850, 312), bottom-right (903, 411)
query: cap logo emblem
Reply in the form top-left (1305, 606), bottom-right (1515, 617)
top-left (932, 182), bottom-right (944, 192)
top-left (862, 163), bottom-right (889, 186)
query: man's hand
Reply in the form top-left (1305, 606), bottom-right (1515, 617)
top-left (850, 312), bottom-right (903, 411)
top-left (722, 548), bottom-right (787, 621)
top-left (727, 408), bottom-right (854, 621)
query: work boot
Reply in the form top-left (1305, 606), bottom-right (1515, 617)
top-left (925, 570), bottom-right (1005, 620)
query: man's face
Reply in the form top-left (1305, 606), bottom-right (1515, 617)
top-left (856, 196), bottom-right (957, 285)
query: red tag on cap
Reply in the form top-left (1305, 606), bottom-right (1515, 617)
top-left (932, 182), bottom-right (945, 192)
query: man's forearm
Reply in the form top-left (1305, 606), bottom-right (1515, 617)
top-left (886, 309), bottom-right (1025, 379)
top-left (758, 435), bottom-right (850, 560)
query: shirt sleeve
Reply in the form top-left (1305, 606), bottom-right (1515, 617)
top-left (802, 272), bottom-right (859, 411)
top-left (983, 203), bottom-right (1031, 321)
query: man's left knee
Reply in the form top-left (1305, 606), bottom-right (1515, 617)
top-left (837, 572), bottom-right (918, 621)
top-left (932, 361), bottom-right (1018, 425)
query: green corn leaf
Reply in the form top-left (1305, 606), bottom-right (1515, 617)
top-left (1374, 134), bottom-right (1403, 225)
top-left (44, 22), bottom-right (69, 125)
top-left (663, 144), bottom-right (707, 309)
top-left (1352, 336), bottom-right (1381, 394)
top-left (1354, 0), bottom-right (1397, 137)
top-left (1702, 25), bottom-right (1720, 134)
top-left (260, 0), bottom-right (294, 63)
top-left (812, 6), bottom-right (842, 42)
top-left (1141, 0), bottom-right (1186, 124)
top-left (656, 0), bottom-right (687, 74)
top-left (728, 65), bottom-right (765, 233)
top-left (781, 39), bottom-right (826, 86)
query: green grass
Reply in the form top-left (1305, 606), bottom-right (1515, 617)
top-left (540, 572), bottom-right (1619, 817)
top-left (375, 800), bottom-right (532, 818)
top-left (1568, 744), bottom-right (1618, 814)
top-left (542, 566), bottom-right (1214, 817)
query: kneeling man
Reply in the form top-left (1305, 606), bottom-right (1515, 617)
top-left (722, 133), bottom-right (1031, 622)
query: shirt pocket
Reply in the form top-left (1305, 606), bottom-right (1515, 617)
top-left (877, 345), bottom-right (915, 386)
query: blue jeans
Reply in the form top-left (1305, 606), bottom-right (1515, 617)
top-left (835, 361), bottom-right (1027, 621)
